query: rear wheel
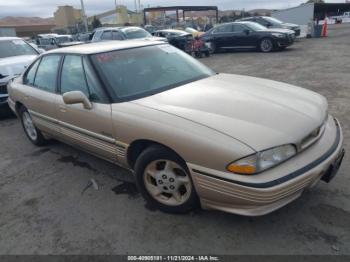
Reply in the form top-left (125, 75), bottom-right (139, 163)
top-left (260, 38), bottom-right (274, 53)
top-left (19, 107), bottom-right (47, 146)
top-left (135, 145), bottom-right (198, 213)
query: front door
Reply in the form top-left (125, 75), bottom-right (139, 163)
top-left (56, 55), bottom-right (117, 162)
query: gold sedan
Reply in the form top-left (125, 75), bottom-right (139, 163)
top-left (7, 40), bottom-right (345, 216)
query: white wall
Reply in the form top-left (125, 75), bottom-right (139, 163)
top-left (272, 3), bottom-right (314, 26)
top-left (0, 27), bottom-right (16, 37)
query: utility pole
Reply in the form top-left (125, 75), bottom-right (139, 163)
top-left (80, 0), bottom-right (89, 33)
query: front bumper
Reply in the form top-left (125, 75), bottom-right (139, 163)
top-left (188, 117), bottom-right (344, 216)
top-left (0, 82), bottom-right (9, 112)
top-left (276, 35), bottom-right (295, 47)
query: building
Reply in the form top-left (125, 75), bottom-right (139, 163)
top-left (54, 5), bottom-right (82, 30)
top-left (273, 2), bottom-right (350, 26)
top-left (0, 27), bottom-right (16, 37)
top-left (88, 6), bottom-right (143, 26)
top-left (0, 17), bottom-right (55, 37)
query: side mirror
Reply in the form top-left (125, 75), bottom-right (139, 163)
top-left (63, 91), bottom-right (92, 110)
top-left (244, 29), bottom-right (250, 35)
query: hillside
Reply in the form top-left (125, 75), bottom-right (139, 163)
top-left (0, 16), bottom-right (54, 26)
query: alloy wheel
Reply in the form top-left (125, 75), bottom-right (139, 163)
top-left (143, 159), bottom-right (192, 206)
top-left (22, 111), bottom-right (38, 141)
top-left (260, 39), bottom-right (273, 52)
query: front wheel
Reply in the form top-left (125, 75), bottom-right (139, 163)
top-left (19, 107), bottom-right (47, 146)
top-left (135, 146), bottom-right (198, 213)
top-left (260, 38), bottom-right (274, 53)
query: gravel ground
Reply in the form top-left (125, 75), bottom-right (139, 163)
top-left (0, 24), bottom-right (349, 255)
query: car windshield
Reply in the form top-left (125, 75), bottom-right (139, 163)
top-left (264, 17), bottom-right (283, 25)
top-left (91, 44), bottom-right (215, 101)
top-left (0, 39), bottom-right (37, 58)
top-left (245, 22), bottom-right (267, 31)
top-left (122, 28), bottom-right (151, 39)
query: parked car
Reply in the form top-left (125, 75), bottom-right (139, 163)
top-left (144, 25), bottom-right (157, 34)
top-left (8, 41), bottom-right (344, 216)
top-left (185, 27), bottom-right (204, 37)
top-left (36, 34), bottom-right (83, 50)
top-left (331, 11), bottom-right (350, 23)
top-left (0, 37), bottom-right (39, 115)
top-left (238, 16), bottom-right (301, 36)
top-left (152, 29), bottom-right (193, 52)
top-left (201, 21), bottom-right (296, 53)
top-left (91, 26), bottom-right (166, 42)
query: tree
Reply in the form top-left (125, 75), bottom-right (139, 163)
top-left (92, 16), bottom-right (102, 29)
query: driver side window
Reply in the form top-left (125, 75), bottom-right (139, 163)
top-left (60, 55), bottom-right (89, 98)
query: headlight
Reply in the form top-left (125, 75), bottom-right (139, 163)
top-left (271, 33), bottom-right (285, 38)
top-left (227, 144), bottom-right (297, 175)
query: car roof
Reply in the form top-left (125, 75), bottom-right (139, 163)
top-left (46, 40), bottom-right (165, 55)
top-left (0, 37), bottom-right (21, 41)
top-left (156, 29), bottom-right (186, 33)
top-left (94, 26), bottom-right (142, 32)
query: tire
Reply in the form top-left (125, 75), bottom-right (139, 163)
top-left (135, 145), bottom-right (199, 214)
top-left (19, 106), bottom-right (47, 146)
top-left (259, 38), bottom-right (274, 53)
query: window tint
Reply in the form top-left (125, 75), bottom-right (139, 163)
top-left (61, 55), bottom-right (89, 97)
top-left (24, 59), bottom-right (40, 85)
top-left (101, 31), bottom-right (112, 40)
top-left (213, 24), bottom-right (233, 33)
top-left (233, 24), bottom-right (245, 33)
top-left (258, 18), bottom-right (270, 26)
top-left (34, 55), bottom-right (61, 92)
top-left (82, 57), bottom-right (108, 103)
top-left (112, 31), bottom-right (123, 40)
top-left (91, 44), bottom-right (214, 101)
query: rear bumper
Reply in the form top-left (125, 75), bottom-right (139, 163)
top-left (188, 117), bottom-right (344, 216)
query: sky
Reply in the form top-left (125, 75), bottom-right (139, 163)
top-left (0, 0), bottom-right (346, 18)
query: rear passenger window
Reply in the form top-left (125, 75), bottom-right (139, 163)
top-left (34, 55), bottom-right (61, 93)
top-left (101, 31), bottom-right (112, 40)
top-left (112, 31), bottom-right (123, 40)
top-left (61, 55), bottom-right (89, 97)
top-left (24, 59), bottom-right (40, 85)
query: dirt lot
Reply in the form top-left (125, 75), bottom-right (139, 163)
top-left (0, 24), bottom-right (349, 255)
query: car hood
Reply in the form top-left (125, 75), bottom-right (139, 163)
top-left (282, 23), bottom-right (300, 29)
top-left (134, 73), bottom-right (328, 151)
top-left (0, 55), bottom-right (37, 83)
top-left (260, 28), bottom-right (295, 34)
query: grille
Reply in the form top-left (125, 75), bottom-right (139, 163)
top-left (0, 84), bottom-right (7, 95)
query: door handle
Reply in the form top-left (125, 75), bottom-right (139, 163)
top-left (59, 105), bottom-right (67, 113)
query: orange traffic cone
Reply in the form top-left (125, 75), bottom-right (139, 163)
top-left (321, 17), bottom-right (328, 37)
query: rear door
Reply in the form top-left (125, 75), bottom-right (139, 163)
top-left (56, 55), bottom-right (117, 161)
top-left (22, 54), bottom-right (62, 136)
